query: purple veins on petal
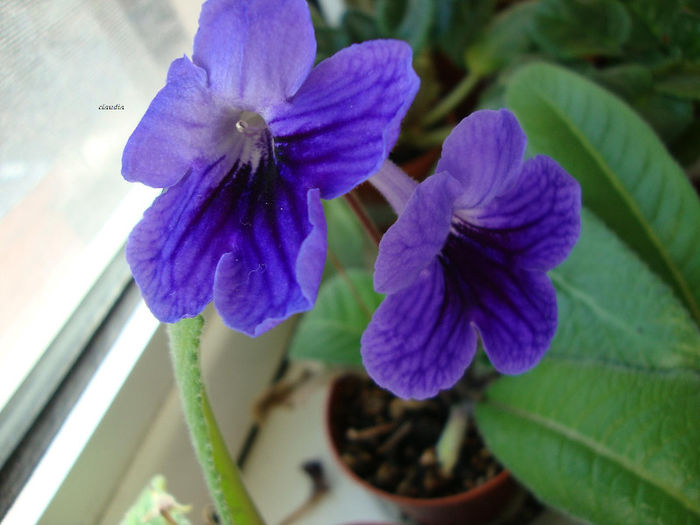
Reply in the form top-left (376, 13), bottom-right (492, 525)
top-left (122, 0), bottom-right (418, 335)
top-left (361, 261), bottom-right (477, 400)
top-left (362, 109), bottom-right (581, 399)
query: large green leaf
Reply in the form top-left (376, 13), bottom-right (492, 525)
top-left (476, 211), bottom-right (700, 525)
top-left (506, 62), bottom-right (700, 322)
top-left (289, 270), bottom-right (382, 366)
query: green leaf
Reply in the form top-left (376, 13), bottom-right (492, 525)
top-left (655, 62), bottom-right (700, 100)
top-left (531, 0), bottom-right (631, 58)
top-left (623, 0), bottom-right (700, 59)
top-left (465, 1), bottom-right (537, 77)
top-left (120, 476), bottom-right (191, 525)
top-left (376, 0), bottom-right (434, 52)
top-left (289, 270), bottom-right (382, 366)
top-left (506, 62), bottom-right (700, 323)
top-left (168, 318), bottom-right (263, 525)
top-left (630, 91), bottom-right (693, 143)
top-left (433, 0), bottom-right (494, 67)
top-left (476, 211), bottom-right (700, 525)
top-left (683, 0), bottom-right (700, 17)
top-left (594, 64), bottom-right (653, 99)
top-left (592, 64), bottom-right (694, 142)
top-left (323, 198), bottom-right (374, 276)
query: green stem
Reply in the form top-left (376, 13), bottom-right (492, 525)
top-left (421, 74), bottom-right (481, 128)
top-left (168, 317), bottom-right (265, 525)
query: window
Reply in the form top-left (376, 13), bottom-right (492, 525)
top-left (0, 0), bottom-right (200, 514)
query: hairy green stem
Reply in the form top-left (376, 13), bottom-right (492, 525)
top-left (421, 74), bottom-right (481, 128)
top-left (168, 317), bottom-right (265, 525)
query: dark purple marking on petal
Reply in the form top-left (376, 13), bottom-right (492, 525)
top-left (213, 187), bottom-right (326, 336)
top-left (122, 56), bottom-right (238, 188)
top-left (127, 131), bottom-right (304, 325)
top-left (440, 231), bottom-right (558, 375)
top-left (460, 155), bottom-right (581, 271)
top-left (193, 0), bottom-right (316, 113)
top-left (373, 171), bottom-right (462, 295)
top-left (127, 156), bottom-right (240, 322)
top-left (362, 261), bottom-right (477, 400)
top-left (269, 40), bottom-right (419, 199)
top-left (436, 109), bottom-right (526, 210)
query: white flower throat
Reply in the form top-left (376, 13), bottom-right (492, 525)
top-left (233, 110), bottom-right (273, 171)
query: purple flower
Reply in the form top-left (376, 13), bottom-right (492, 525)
top-left (123, 0), bottom-right (418, 335)
top-left (361, 109), bottom-right (581, 399)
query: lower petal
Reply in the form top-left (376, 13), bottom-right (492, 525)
top-left (213, 188), bottom-right (327, 336)
top-left (361, 261), bottom-right (477, 400)
top-left (453, 261), bottom-right (558, 374)
top-left (126, 157), bottom-right (237, 323)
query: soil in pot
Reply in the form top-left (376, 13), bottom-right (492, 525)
top-left (331, 374), bottom-right (502, 498)
top-left (328, 373), bottom-right (543, 524)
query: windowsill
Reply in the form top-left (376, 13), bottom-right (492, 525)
top-left (2, 302), bottom-right (293, 525)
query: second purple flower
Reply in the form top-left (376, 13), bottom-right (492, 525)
top-left (362, 109), bottom-right (581, 399)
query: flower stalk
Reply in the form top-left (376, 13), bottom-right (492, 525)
top-left (168, 317), bottom-right (264, 525)
top-left (342, 191), bottom-right (382, 247)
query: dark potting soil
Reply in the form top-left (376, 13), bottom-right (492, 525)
top-left (331, 374), bottom-right (504, 499)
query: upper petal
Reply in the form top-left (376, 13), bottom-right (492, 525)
top-left (213, 187), bottom-right (327, 336)
top-left (436, 109), bottom-right (527, 209)
top-left (122, 56), bottom-right (237, 188)
top-left (361, 261), bottom-right (477, 400)
top-left (126, 156), bottom-right (237, 322)
top-left (193, 0), bottom-right (316, 112)
top-left (460, 155), bottom-right (581, 272)
top-left (269, 40), bottom-right (419, 199)
top-left (374, 171), bottom-right (462, 295)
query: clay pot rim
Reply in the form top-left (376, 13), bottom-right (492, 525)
top-left (324, 373), bottom-right (512, 509)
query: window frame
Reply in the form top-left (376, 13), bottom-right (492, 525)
top-left (0, 249), bottom-right (137, 518)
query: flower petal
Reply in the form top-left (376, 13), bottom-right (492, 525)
top-left (462, 155), bottom-right (581, 271)
top-left (213, 188), bottom-right (327, 336)
top-left (442, 231), bottom-right (558, 374)
top-left (361, 261), bottom-right (477, 400)
top-left (122, 57), bottom-right (236, 188)
top-left (269, 40), bottom-right (419, 199)
top-left (436, 109), bottom-right (526, 209)
top-left (374, 171), bottom-right (462, 295)
top-left (126, 157), bottom-right (237, 322)
top-left (193, 0), bottom-right (316, 112)
top-left (474, 271), bottom-right (557, 374)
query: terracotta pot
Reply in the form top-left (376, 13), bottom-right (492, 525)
top-left (325, 374), bottom-right (519, 525)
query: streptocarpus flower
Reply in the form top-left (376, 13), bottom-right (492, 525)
top-left (123, 0), bottom-right (418, 335)
top-left (361, 109), bottom-right (581, 399)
